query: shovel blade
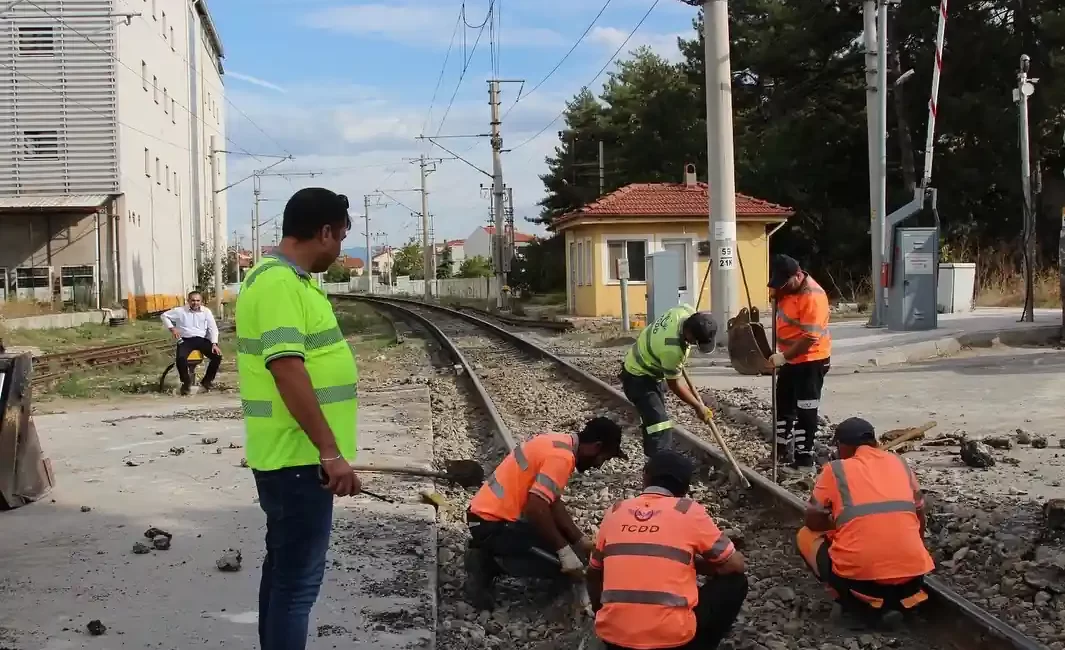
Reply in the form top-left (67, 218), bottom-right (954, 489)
top-left (727, 308), bottom-right (772, 376)
top-left (445, 459), bottom-right (486, 488)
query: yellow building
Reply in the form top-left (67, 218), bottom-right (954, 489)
top-left (551, 168), bottom-right (793, 318)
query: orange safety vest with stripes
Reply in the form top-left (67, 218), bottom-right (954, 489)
top-left (810, 446), bottom-right (934, 582)
top-left (775, 275), bottom-right (831, 363)
top-left (590, 487), bottom-right (736, 649)
top-left (469, 433), bottom-right (578, 522)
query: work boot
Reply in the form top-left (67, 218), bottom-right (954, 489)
top-left (464, 546), bottom-right (497, 611)
top-left (179, 382), bottom-right (192, 396)
top-left (878, 610), bottom-right (904, 631)
top-left (199, 380), bottom-right (214, 393)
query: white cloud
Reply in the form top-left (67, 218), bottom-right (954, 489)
top-left (226, 71), bottom-right (287, 93)
top-left (303, 4), bottom-right (565, 48)
top-left (222, 85), bottom-right (563, 251)
top-left (588, 25), bottom-right (685, 63)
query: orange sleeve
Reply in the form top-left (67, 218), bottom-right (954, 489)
top-left (691, 504), bottom-right (735, 565)
top-left (810, 466), bottom-right (836, 510)
top-left (799, 294), bottom-right (830, 339)
top-left (528, 453), bottom-right (575, 504)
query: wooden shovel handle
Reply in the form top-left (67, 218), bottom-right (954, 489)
top-left (681, 369), bottom-right (752, 488)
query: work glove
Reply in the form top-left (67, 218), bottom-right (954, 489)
top-left (557, 545), bottom-right (585, 576)
top-left (768, 352), bottom-right (787, 368)
top-left (699, 407), bottom-right (714, 424)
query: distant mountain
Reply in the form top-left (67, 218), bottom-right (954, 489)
top-left (341, 247), bottom-right (370, 263)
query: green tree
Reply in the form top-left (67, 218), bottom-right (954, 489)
top-left (437, 247), bottom-right (454, 279)
top-left (392, 238), bottom-right (424, 279)
top-left (324, 263), bottom-right (351, 283)
top-left (458, 255), bottom-right (493, 279)
top-left (508, 236), bottom-right (566, 294)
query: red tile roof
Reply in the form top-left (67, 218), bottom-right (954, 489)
top-left (340, 256), bottom-right (364, 269)
top-left (446, 239), bottom-right (465, 247)
top-left (483, 226), bottom-right (535, 243)
top-left (553, 182), bottom-right (793, 228)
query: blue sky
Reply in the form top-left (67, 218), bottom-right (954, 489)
top-left (209, 0), bottom-right (698, 254)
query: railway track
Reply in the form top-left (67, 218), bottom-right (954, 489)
top-left (340, 294), bottom-right (1046, 650)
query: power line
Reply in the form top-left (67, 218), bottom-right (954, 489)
top-left (510, 0), bottom-right (660, 153)
top-left (115, 0), bottom-right (291, 158)
top-left (25, 0), bottom-right (261, 161)
top-left (502, 0), bottom-right (615, 120)
top-left (435, 0), bottom-right (495, 136)
top-left (420, 8), bottom-right (463, 138)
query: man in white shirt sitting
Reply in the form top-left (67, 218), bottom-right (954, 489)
top-left (161, 291), bottom-right (222, 395)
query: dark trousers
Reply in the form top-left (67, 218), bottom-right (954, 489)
top-left (603, 573), bottom-right (749, 650)
top-left (467, 511), bottom-right (563, 578)
top-left (176, 336), bottom-right (222, 386)
top-left (814, 541), bottom-right (925, 613)
top-left (775, 358), bottom-right (830, 465)
top-left (254, 465), bottom-right (335, 650)
top-left (620, 369), bottom-right (673, 457)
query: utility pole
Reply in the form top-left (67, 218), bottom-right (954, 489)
top-left (252, 169), bottom-right (320, 265)
top-left (209, 135), bottom-right (223, 317)
top-left (863, 0), bottom-right (883, 327)
top-left (681, 1), bottom-right (739, 342)
top-left (1015, 54), bottom-right (1037, 322)
top-left (488, 79), bottom-right (515, 309)
top-left (420, 154), bottom-right (432, 300)
top-left (364, 195), bottom-right (373, 295)
top-left (598, 141), bottom-right (606, 196)
top-left (874, 0), bottom-right (889, 325)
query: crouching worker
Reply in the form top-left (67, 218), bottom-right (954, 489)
top-left (464, 417), bottom-right (628, 610)
top-left (588, 451), bottom-right (748, 650)
top-left (797, 417), bottom-right (934, 629)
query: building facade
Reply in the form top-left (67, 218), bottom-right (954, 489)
top-left (0, 0), bottom-right (226, 315)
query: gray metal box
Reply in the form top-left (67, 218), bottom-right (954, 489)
top-left (887, 227), bottom-right (939, 331)
top-left (645, 250), bottom-right (681, 322)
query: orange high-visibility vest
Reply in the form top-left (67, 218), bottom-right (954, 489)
top-left (469, 433), bottom-right (578, 522)
top-left (776, 276), bottom-right (831, 363)
top-left (590, 488), bottom-right (736, 649)
top-left (810, 446), bottom-right (934, 582)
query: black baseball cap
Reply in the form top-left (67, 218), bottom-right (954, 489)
top-left (579, 416), bottom-right (629, 460)
top-left (768, 254), bottom-right (801, 290)
top-left (645, 450), bottom-right (694, 489)
top-left (684, 312), bottom-right (718, 354)
top-left (833, 417), bottom-right (877, 445)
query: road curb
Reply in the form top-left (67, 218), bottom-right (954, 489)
top-left (859, 323), bottom-right (1061, 368)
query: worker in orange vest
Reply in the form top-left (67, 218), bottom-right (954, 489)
top-left (464, 417), bottom-right (629, 610)
top-left (766, 254), bottom-right (832, 470)
top-left (797, 417), bottom-right (934, 629)
top-left (587, 451), bottom-right (748, 650)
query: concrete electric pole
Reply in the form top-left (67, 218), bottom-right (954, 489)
top-left (1015, 54), bottom-right (1037, 323)
top-left (252, 169), bottom-right (320, 266)
top-left (863, 0), bottom-right (883, 327)
top-left (364, 195), bottom-right (373, 295)
top-left (679, 0), bottom-right (739, 342)
top-left (488, 79), bottom-right (519, 309)
top-left (209, 136), bottom-right (223, 317)
top-left (419, 154), bottom-right (433, 300)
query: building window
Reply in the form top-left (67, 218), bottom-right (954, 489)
top-left (607, 240), bottom-right (648, 282)
top-left (151, 0), bottom-right (157, 20)
top-left (174, 172), bottom-right (179, 195)
top-left (576, 241), bottom-right (584, 286)
top-left (152, 75), bottom-right (158, 103)
top-left (662, 240), bottom-right (689, 290)
top-left (165, 165), bottom-right (170, 191)
top-left (141, 60), bottom-right (148, 90)
top-left (163, 88), bottom-right (168, 113)
top-left (169, 26), bottom-right (174, 50)
top-left (161, 11), bottom-right (166, 36)
top-left (23, 130), bottom-right (58, 160)
top-left (569, 242), bottom-right (577, 287)
top-left (155, 157), bottom-right (160, 184)
top-left (171, 98), bottom-right (176, 123)
top-left (144, 147), bottom-right (150, 176)
top-left (18, 26), bottom-right (54, 56)
top-left (16, 267), bottom-right (50, 289)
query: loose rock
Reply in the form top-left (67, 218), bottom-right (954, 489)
top-left (86, 620), bottom-right (106, 636)
top-left (983, 436), bottom-right (1012, 450)
top-left (80, 505), bottom-right (91, 513)
top-left (1031, 436), bottom-right (1048, 449)
top-left (201, 436), bottom-right (219, 445)
top-left (152, 534), bottom-right (171, 550)
top-left (132, 541), bottom-right (151, 554)
top-left (144, 527), bottom-right (172, 540)
top-left (960, 440), bottom-right (995, 468)
top-left (1015, 429), bottom-right (1032, 445)
top-left (169, 446), bottom-right (185, 456)
top-left (217, 549), bottom-right (242, 572)
top-left (1044, 499), bottom-right (1065, 532)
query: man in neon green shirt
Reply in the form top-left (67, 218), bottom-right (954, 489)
top-left (620, 304), bottom-right (718, 456)
top-left (236, 187), bottom-right (361, 650)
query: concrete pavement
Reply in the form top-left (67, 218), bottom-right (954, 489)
top-left (0, 387), bottom-right (437, 650)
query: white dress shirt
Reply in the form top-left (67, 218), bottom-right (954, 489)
top-left (161, 306), bottom-right (219, 344)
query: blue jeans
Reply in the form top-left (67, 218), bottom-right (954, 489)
top-left (254, 465), bottom-right (334, 650)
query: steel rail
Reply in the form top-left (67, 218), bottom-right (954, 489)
top-left (342, 294), bottom-right (1046, 650)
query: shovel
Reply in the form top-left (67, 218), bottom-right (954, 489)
top-left (726, 247), bottom-right (773, 376)
top-left (681, 369), bottom-right (752, 489)
top-left (348, 459), bottom-right (486, 488)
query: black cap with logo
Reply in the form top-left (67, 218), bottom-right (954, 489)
top-left (768, 254), bottom-right (801, 290)
top-left (645, 450), bottom-right (694, 489)
top-left (833, 417), bottom-right (877, 446)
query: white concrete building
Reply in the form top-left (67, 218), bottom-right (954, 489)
top-left (462, 226), bottom-right (534, 261)
top-left (0, 0), bottom-right (226, 316)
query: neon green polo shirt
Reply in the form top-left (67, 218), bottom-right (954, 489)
top-left (623, 304), bottom-right (695, 381)
top-left (235, 255), bottom-right (358, 471)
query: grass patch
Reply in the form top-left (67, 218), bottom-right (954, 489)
top-left (332, 300), bottom-right (398, 354)
top-left (976, 268), bottom-right (1060, 309)
top-left (1, 320), bottom-right (163, 354)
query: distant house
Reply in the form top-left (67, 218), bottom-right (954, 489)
top-left (337, 255), bottom-right (365, 277)
top-left (371, 249), bottom-right (394, 277)
top-left (462, 226), bottom-right (534, 263)
top-left (442, 239), bottom-right (466, 275)
top-left (550, 165), bottom-right (793, 317)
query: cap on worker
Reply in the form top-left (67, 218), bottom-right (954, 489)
top-left (768, 254), bottom-right (801, 290)
top-left (684, 312), bottom-right (718, 354)
top-left (833, 417), bottom-right (877, 446)
top-left (645, 450), bottom-right (694, 490)
top-left (580, 416), bottom-right (629, 460)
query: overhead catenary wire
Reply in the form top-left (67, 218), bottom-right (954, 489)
top-left (502, 0), bottom-right (615, 120)
top-left (25, 0), bottom-right (261, 161)
top-left (420, 8), bottom-right (464, 139)
top-left (510, 0), bottom-right (660, 154)
top-left (435, 0), bottom-right (495, 137)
